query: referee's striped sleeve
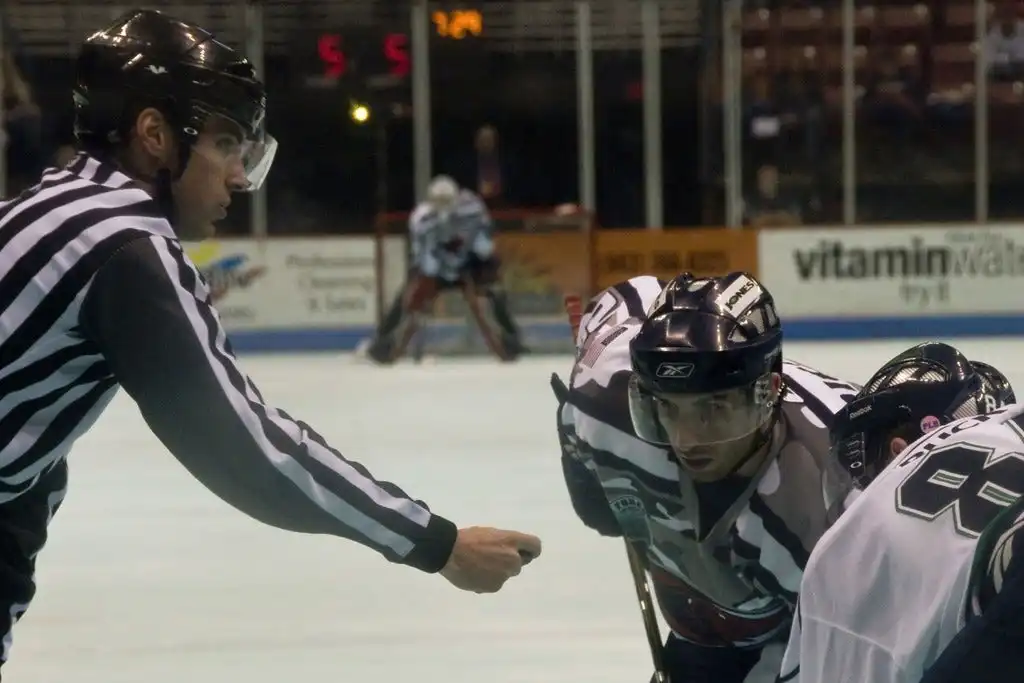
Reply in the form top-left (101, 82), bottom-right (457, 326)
top-left (78, 234), bottom-right (457, 573)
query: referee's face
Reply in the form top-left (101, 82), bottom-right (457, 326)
top-left (174, 117), bottom-right (249, 240)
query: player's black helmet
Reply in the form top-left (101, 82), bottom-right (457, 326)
top-left (628, 272), bottom-right (783, 477)
top-left (73, 8), bottom-right (275, 191)
top-left (828, 343), bottom-right (1006, 498)
top-left (972, 360), bottom-right (1016, 407)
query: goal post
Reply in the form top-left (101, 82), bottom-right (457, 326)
top-left (374, 205), bottom-right (597, 356)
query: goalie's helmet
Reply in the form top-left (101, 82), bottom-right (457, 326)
top-left (628, 272), bottom-right (783, 481)
top-left (426, 175), bottom-right (460, 211)
top-left (826, 343), bottom-right (1005, 507)
top-left (73, 8), bottom-right (275, 191)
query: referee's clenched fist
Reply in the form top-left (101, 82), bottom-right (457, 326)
top-left (440, 527), bottom-right (543, 593)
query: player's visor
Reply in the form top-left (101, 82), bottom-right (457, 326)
top-left (628, 374), bottom-right (775, 448)
top-left (822, 435), bottom-right (862, 521)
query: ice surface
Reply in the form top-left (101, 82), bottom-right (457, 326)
top-left (7, 338), bottom-right (1023, 682)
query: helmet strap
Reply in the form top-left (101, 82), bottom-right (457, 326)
top-left (705, 390), bottom-right (783, 480)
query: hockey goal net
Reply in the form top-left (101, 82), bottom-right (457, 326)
top-left (374, 205), bottom-right (597, 356)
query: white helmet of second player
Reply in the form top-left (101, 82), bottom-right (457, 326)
top-left (426, 175), bottom-right (460, 211)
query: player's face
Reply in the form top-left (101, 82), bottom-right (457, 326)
top-left (174, 116), bottom-right (250, 240)
top-left (660, 373), bottom-right (781, 481)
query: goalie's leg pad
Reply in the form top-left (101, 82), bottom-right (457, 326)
top-left (484, 287), bottom-right (523, 343)
top-left (461, 256), bottom-right (526, 359)
top-left (366, 273), bottom-right (439, 364)
top-left (464, 254), bottom-right (501, 287)
top-left (457, 278), bottom-right (517, 362)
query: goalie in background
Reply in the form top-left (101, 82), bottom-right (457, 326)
top-left (365, 175), bottom-right (524, 364)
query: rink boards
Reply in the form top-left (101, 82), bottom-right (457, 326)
top-left (185, 223), bottom-right (1024, 353)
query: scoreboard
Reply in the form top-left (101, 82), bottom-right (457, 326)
top-left (295, 9), bottom-right (488, 90)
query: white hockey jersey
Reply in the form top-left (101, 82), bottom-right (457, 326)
top-left (780, 404), bottom-right (1024, 683)
top-left (559, 276), bottom-right (859, 676)
top-left (408, 190), bottom-right (493, 282)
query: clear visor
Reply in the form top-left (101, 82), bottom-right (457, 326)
top-left (192, 133), bottom-right (279, 193)
top-left (822, 439), bottom-right (861, 521)
top-left (628, 374), bottom-right (775, 449)
top-left (233, 135), bottom-right (278, 192)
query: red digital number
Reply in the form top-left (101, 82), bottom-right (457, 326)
top-left (317, 32), bottom-right (411, 79)
top-left (384, 32), bottom-right (411, 77)
top-left (317, 34), bottom-right (346, 78)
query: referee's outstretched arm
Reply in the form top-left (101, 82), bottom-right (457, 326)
top-left (80, 235), bottom-right (459, 570)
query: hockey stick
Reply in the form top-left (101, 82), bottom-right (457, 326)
top-left (625, 541), bottom-right (670, 683)
top-left (562, 294), bottom-right (670, 683)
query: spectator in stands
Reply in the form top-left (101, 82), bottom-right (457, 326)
top-left (861, 45), bottom-right (925, 172)
top-left (775, 55), bottom-right (824, 174)
top-left (985, 2), bottom-right (1024, 80)
top-left (474, 124), bottom-right (504, 208)
top-left (744, 72), bottom-right (783, 170)
top-left (54, 144), bottom-right (78, 168)
top-left (1, 45), bottom-right (44, 196)
top-left (742, 164), bottom-right (803, 228)
top-left (51, 108), bottom-right (78, 168)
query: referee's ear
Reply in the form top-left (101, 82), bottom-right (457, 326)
top-left (132, 107), bottom-right (177, 172)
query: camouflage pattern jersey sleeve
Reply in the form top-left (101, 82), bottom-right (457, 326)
top-left (555, 275), bottom-right (667, 537)
top-left (728, 360), bottom-right (861, 605)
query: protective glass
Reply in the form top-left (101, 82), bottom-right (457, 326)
top-left (629, 374), bottom-right (775, 448)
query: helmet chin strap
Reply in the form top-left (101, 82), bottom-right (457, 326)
top-left (726, 420), bottom-right (778, 478)
top-left (718, 399), bottom-right (783, 479)
top-left (152, 140), bottom-right (193, 229)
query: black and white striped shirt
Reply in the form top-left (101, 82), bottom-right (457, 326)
top-left (0, 154), bottom-right (456, 572)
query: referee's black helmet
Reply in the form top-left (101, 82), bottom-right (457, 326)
top-left (72, 8), bottom-right (274, 191)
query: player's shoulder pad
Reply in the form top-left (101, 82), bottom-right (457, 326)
top-left (970, 494), bottom-right (1024, 616)
top-left (456, 194), bottom-right (490, 224)
top-left (457, 189), bottom-right (486, 209)
top-left (566, 275), bottom-right (664, 436)
top-left (780, 359), bottom-right (861, 423)
top-left (409, 202), bottom-right (437, 229)
top-left (575, 275), bottom-right (664, 348)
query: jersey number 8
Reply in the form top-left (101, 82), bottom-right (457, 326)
top-left (896, 443), bottom-right (1024, 537)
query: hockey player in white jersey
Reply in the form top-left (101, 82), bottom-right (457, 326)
top-left (366, 175), bottom-right (523, 363)
top-left (780, 342), bottom-right (1020, 683)
top-left (554, 272), bottom-right (860, 683)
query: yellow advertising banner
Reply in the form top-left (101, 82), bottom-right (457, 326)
top-left (430, 230), bottom-right (593, 322)
top-left (593, 228), bottom-right (759, 291)
top-left (495, 231), bottom-right (592, 308)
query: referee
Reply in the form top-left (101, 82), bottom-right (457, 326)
top-left (0, 8), bottom-right (540, 671)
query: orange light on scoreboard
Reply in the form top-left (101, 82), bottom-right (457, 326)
top-left (432, 9), bottom-right (483, 40)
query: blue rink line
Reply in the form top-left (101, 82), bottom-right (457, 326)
top-left (223, 315), bottom-right (1024, 353)
top-left (225, 321), bottom-right (574, 353)
top-left (782, 315), bottom-right (1024, 341)
top-left (227, 327), bottom-right (376, 352)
